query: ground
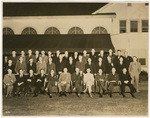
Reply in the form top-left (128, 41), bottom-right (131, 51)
top-left (3, 81), bottom-right (148, 116)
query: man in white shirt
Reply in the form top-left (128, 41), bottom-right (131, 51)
top-left (83, 68), bottom-right (95, 98)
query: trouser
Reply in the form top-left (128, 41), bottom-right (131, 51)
top-left (97, 81), bottom-right (107, 94)
top-left (16, 84), bottom-right (25, 94)
top-left (25, 82), bottom-right (35, 94)
top-left (108, 82), bottom-right (120, 94)
top-left (84, 82), bottom-right (94, 93)
top-left (46, 81), bottom-right (57, 94)
top-left (72, 81), bottom-right (82, 94)
top-left (4, 85), bottom-right (13, 96)
top-left (130, 73), bottom-right (140, 92)
top-left (35, 82), bottom-right (45, 94)
top-left (120, 83), bottom-right (136, 94)
top-left (58, 82), bottom-right (70, 92)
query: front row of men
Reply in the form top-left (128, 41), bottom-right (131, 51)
top-left (4, 67), bottom-right (136, 98)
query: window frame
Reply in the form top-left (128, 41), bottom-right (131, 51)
top-left (91, 26), bottom-right (108, 34)
top-left (141, 20), bottom-right (148, 32)
top-left (68, 27), bottom-right (84, 34)
top-left (21, 27), bottom-right (37, 35)
top-left (3, 27), bottom-right (15, 35)
top-left (119, 20), bottom-right (127, 33)
top-left (130, 20), bottom-right (138, 32)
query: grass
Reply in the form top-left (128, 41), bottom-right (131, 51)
top-left (3, 81), bottom-right (148, 116)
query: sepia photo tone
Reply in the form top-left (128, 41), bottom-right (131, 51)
top-left (2, 2), bottom-right (149, 116)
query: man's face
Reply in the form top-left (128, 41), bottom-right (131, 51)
top-left (8, 69), bottom-right (12, 75)
top-left (41, 51), bottom-right (45, 55)
top-left (19, 70), bottom-right (23, 75)
top-left (91, 49), bottom-right (95, 53)
top-left (21, 51), bottom-right (25, 55)
top-left (8, 60), bottom-right (12, 65)
top-left (79, 56), bottom-right (82, 61)
top-left (69, 57), bottom-right (73, 61)
top-left (12, 51), bottom-right (16, 55)
top-left (109, 49), bottom-right (112, 54)
top-left (87, 69), bottom-right (91, 73)
top-left (56, 51), bottom-right (60, 55)
top-left (65, 51), bottom-right (68, 56)
top-left (29, 59), bottom-right (33, 63)
top-left (49, 58), bottom-right (52, 62)
top-left (83, 50), bottom-right (87, 55)
top-left (133, 57), bottom-right (137, 62)
top-left (29, 70), bottom-right (33, 75)
top-left (48, 51), bottom-right (51, 55)
top-left (28, 50), bottom-right (32, 55)
top-left (35, 51), bottom-right (39, 55)
top-left (20, 57), bottom-right (23, 62)
top-left (124, 51), bottom-right (128, 56)
top-left (98, 69), bottom-right (102, 74)
top-left (100, 50), bottom-right (104, 55)
top-left (41, 70), bottom-right (45, 74)
top-left (39, 57), bottom-right (42, 61)
top-left (118, 51), bottom-right (121, 55)
top-left (120, 57), bottom-right (123, 62)
top-left (64, 68), bottom-right (68, 73)
top-left (74, 52), bottom-right (78, 56)
top-left (88, 58), bottom-right (91, 63)
top-left (98, 58), bottom-right (102, 62)
top-left (75, 68), bottom-right (79, 73)
top-left (112, 68), bottom-right (116, 73)
top-left (123, 68), bottom-right (127, 74)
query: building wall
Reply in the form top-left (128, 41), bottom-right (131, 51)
top-left (3, 15), bottom-right (113, 34)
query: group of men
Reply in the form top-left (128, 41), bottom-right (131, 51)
top-left (3, 49), bottom-right (141, 98)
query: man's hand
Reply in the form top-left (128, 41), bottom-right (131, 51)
top-left (100, 79), bottom-right (104, 81)
top-left (55, 82), bottom-right (58, 86)
top-left (118, 81), bottom-right (121, 85)
top-left (124, 81), bottom-right (129, 84)
top-left (27, 79), bottom-right (31, 82)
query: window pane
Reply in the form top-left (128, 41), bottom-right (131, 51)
top-left (130, 21), bottom-right (138, 32)
top-left (139, 58), bottom-right (146, 65)
top-left (142, 20), bottom-right (148, 32)
top-left (120, 20), bottom-right (126, 33)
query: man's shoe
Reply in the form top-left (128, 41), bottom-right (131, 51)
top-left (77, 93), bottom-right (81, 98)
top-left (131, 93), bottom-right (136, 98)
top-left (59, 92), bottom-right (62, 97)
top-left (89, 93), bottom-right (93, 98)
top-left (110, 93), bottom-right (112, 98)
top-left (33, 94), bottom-right (38, 97)
top-left (49, 94), bottom-right (52, 98)
top-left (64, 92), bottom-right (67, 96)
top-left (99, 93), bottom-right (103, 98)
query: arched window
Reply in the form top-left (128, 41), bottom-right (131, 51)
top-left (45, 27), bottom-right (60, 34)
top-left (92, 27), bottom-right (108, 34)
top-left (3, 27), bottom-right (14, 35)
top-left (68, 27), bottom-right (84, 34)
top-left (21, 27), bottom-right (37, 35)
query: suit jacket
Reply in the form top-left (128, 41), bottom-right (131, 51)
top-left (36, 61), bottom-right (47, 74)
top-left (4, 74), bottom-right (16, 85)
top-left (56, 60), bottom-right (66, 73)
top-left (76, 61), bottom-right (85, 72)
top-left (129, 62), bottom-right (141, 75)
top-left (26, 55), bottom-right (36, 63)
top-left (119, 73), bottom-right (131, 83)
top-left (95, 62), bottom-right (106, 73)
top-left (89, 53), bottom-right (98, 63)
top-left (35, 74), bottom-right (46, 85)
top-left (67, 62), bottom-right (75, 74)
top-left (15, 62), bottom-right (27, 74)
top-left (116, 62), bottom-right (126, 75)
top-left (15, 74), bottom-right (26, 85)
top-left (27, 63), bottom-right (36, 73)
top-left (59, 72), bottom-right (71, 84)
top-left (71, 72), bottom-right (82, 85)
top-left (95, 74), bottom-right (106, 81)
top-left (26, 74), bottom-right (36, 86)
top-left (8, 56), bottom-right (17, 66)
top-left (124, 56), bottom-right (133, 69)
top-left (82, 55), bottom-right (88, 65)
top-left (107, 73), bottom-right (119, 82)
top-left (105, 61), bottom-right (114, 74)
top-left (41, 55), bottom-right (48, 63)
top-left (5, 64), bottom-right (15, 74)
top-left (84, 62), bottom-right (96, 74)
top-left (47, 62), bottom-right (56, 75)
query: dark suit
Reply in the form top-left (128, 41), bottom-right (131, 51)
top-left (95, 62), bottom-right (106, 73)
top-left (67, 62), bottom-right (75, 74)
top-left (26, 55), bottom-right (36, 63)
top-left (84, 62), bottom-right (96, 74)
top-left (27, 63), bottom-right (36, 73)
top-left (56, 60), bottom-right (65, 74)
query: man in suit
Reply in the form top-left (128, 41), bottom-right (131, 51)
top-left (15, 69), bottom-right (26, 96)
top-left (58, 68), bottom-right (71, 96)
top-left (82, 50), bottom-right (88, 66)
top-left (85, 58), bottom-right (96, 75)
top-left (63, 51), bottom-right (69, 67)
top-left (15, 56), bottom-right (27, 74)
top-left (90, 49), bottom-right (97, 63)
top-left (95, 69), bottom-right (106, 97)
top-left (124, 51), bottom-right (133, 71)
top-left (98, 50), bottom-right (106, 65)
top-left (56, 55), bottom-right (66, 75)
top-left (116, 57), bottom-right (126, 75)
top-left (33, 69), bottom-right (47, 97)
top-left (25, 69), bottom-right (36, 96)
top-left (3, 69), bottom-right (16, 97)
top-left (27, 58), bottom-right (36, 73)
top-left (96, 57), bottom-right (106, 74)
top-left (26, 49), bottom-right (36, 63)
top-left (5, 60), bottom-right (15, 74)
top-left (36, 56), bottom-right (47, 74)
top-left (120, 68), bottom-right (136, 98)
top-left (67, 56), bottom-right (75, 74)
top-left (76, 55), bottom-right (85, 74)
top-left (73, 52), bottom-right (78, 65)
top-left (107, 67), bottom-right (122, 97)
top-left (35, 50), bottom-right (40, 63)
top-left (71, 68), bottom-right (82, 97)
top-left (129, 56), bottom-right (141, 93)
top-left (53, 50), bottom-right (60, 64)
top-left (47, 58), bottom-right (56, 76)
top-left (41, 51), bottom-right (48, 64)
top-left (8, 50), bottom-right (17, 67)
top-left (45, 70), bottom-right (58, 98)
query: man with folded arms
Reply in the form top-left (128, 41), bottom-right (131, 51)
top-left (58, 68), bottom-right (71, 97)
